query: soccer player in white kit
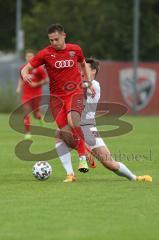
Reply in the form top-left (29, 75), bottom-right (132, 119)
top-left (55, 58), bottom-right (152, 183)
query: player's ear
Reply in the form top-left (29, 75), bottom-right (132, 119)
top-left (62, 32), bottom-right (66, 38)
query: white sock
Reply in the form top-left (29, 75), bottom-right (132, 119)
top-left (55, 141), bottom-right (74, 176)
top-left (115, 162), bottom-right (136, 181)
top-left (79, 155), bottom-right (86, 161)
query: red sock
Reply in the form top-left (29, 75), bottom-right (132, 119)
top-left (24, 115), bottom-right (30, 133)
top-left (72, 126), bottom-right (87, 157)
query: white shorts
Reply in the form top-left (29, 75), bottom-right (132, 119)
top-left (81, 125), bottom-right (106, 150)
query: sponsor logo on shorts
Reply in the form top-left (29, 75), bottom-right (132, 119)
top-left (55, 60), bottom-right (74, 68)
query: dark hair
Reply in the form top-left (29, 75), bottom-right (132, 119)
top-left (47, 23), bottom-right (64, 34)
top-left (86, 57), bottom-right (100, 77)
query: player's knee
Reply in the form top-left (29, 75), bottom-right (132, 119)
top-left (60, 130), bottom-right (71, 144)
top-left (60, 129), bottom-right (76, 148)
top-left (67, 111), bottom-right (80, 128)
top-left (55, 129), bottom-right (61, 143)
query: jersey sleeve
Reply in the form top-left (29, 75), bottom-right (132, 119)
top-left (87, 81), bottom-right (101, 103)
top-left (94, 81), bottom-right (101, 102)
top-left (76, 45), bottom-right (85, 63)
top-left (29, 50), bottom-right (45, 68)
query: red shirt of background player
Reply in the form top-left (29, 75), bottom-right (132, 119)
top-left (29, 43), bottom-right (84, 96)
top-left (20, 65), bottom-right (47, 102)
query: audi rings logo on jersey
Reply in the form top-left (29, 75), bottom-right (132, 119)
top-left (55, 60), bottom-right (74, 68)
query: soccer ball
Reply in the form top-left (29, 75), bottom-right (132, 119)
top-left (32, 161), bottom-right (52, 180)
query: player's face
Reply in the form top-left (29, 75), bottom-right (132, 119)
top-left (25, 53), bottom-right (34, 62)
top-left (48, 31), bottom-right (66, 50)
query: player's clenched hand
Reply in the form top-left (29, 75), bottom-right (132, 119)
top-left (83, 81), bottom-right (96, 98)
top-left (22, 74), bottom-right (33, 85)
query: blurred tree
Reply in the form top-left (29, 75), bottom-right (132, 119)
top-left (0, 0), bottom-right (16, 51)
top-left (140, 0), bottom-right (159, 61)
top-left (0, 0), bottom-right (44, 51)
top-left (1, 0), bottom-right (159, 60)
top-left (23, 0), bottom-right (134, 60)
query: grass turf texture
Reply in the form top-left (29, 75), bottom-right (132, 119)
top-left (0, 113), bottom-right (158, 240)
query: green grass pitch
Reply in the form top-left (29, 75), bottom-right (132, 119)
top-left (0, 113), bottom-right (159, 240)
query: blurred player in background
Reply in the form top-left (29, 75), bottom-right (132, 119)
top-left (55, 58), bottom-right (152, 183)
top-left (21, 24), bottom-right (95, 172)
top-left (16, 49), bottom-right (48, 139)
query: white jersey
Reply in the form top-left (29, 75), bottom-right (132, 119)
top-left (80, 80), bottom-right (100, 126)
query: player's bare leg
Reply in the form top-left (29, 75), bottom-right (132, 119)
top-left (33, 109), bottom-right (42, 120)
top-left (67, 111), bottom-right (89, 173)
top-left (92, 146), bottom-right (152, 182)
top-left (55, 128), bottom-right (96, 181)
top-left (32, 98), bottom-right (44, 126)
top-left (55, 136), bottom-right (76, 182)
top-left (23, 115), bottom-right (32, 139)
top-left (23, 102), bottom-right (32, 139)
top-left (33, 109), bottom-right (44, 127)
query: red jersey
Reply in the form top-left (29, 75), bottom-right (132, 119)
top-left (20, 65), bottom-right (47, 98)
top-left (29, 43), bottom-right (85, 96)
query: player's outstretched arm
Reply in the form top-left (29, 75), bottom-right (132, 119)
top-left (16, 77), bottom-right (23, 94)
top-left (80, 60), bottom-right (91, 81)
top-left (80, 60), bottom-right (96, 97)
top-left (30, 78), bottom-right (49, 88)
top-left (21, 63), bottom-right (33, 85)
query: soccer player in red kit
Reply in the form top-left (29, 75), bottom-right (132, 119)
top-left (21, 24), bottom-right (94, 172)
top-left (17, 49), bottom-right (48, 139)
